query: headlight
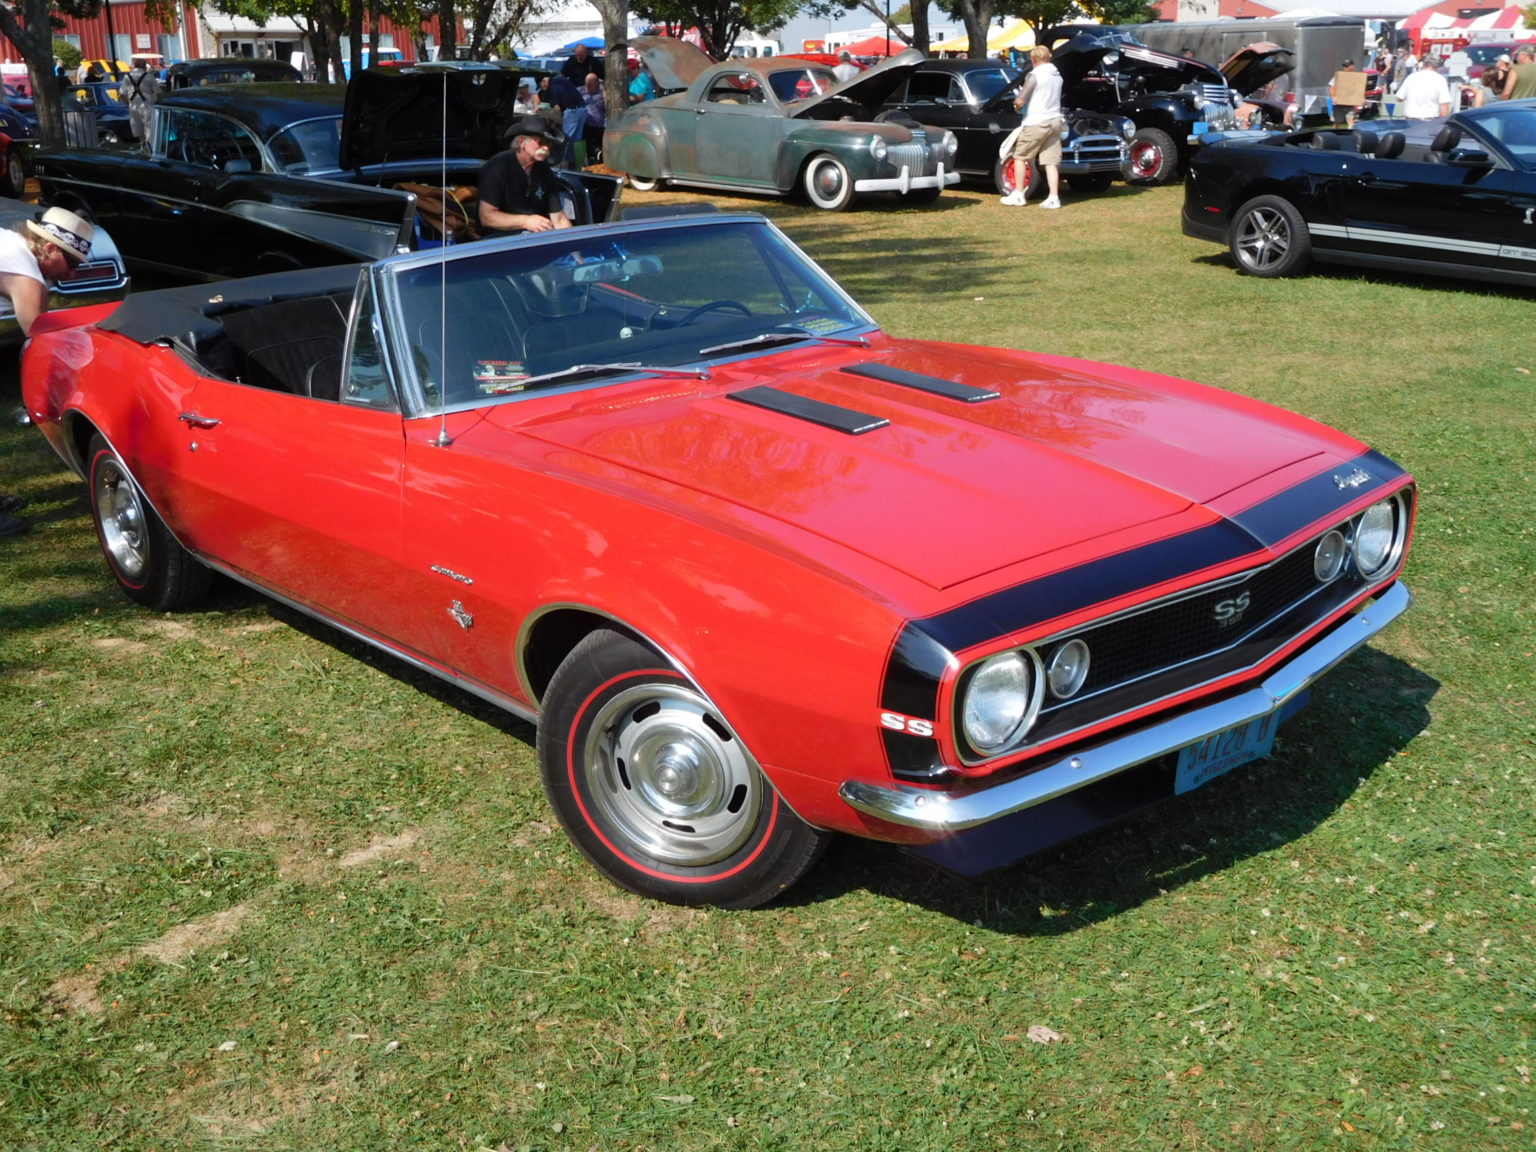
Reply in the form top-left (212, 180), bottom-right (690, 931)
top-left (1314, 529), bottom-right (1347, 582)
top-left (961, 651), bottom-right (1040, 755)
top-left (1351, 500), bottom-right (1398, 577)
top-left (942, 130), bottom-right (958, 158)
top-left (1119, 118), bottom-right (1135, 140)
top-left (1046, 639), bottom-right (1091, 699)
top-left (870, 137), bottom-right (888, 161)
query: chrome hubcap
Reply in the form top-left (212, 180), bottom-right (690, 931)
top-left (96, 462), bottom-right (148, 579)
top-left (581, 683), bottom-right (760, 866)
top-left (811, 162), bottom-right (845, 201)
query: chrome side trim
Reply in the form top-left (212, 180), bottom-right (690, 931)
top-left (841, 582), bottom-right (1411, 831)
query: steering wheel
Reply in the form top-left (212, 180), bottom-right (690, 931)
top-left (677, 300), bottom-right (751, 325)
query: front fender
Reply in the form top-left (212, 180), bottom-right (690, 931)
top-left (776, 124), bottom-right (904, 191)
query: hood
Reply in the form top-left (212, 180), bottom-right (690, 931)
top-left (631, 36), bottom-right (714, 92)
top-left (497, 342), bottom-right (1351, 590)
top-left (1220, 42), bottom-right (1295, 97)
top-left (341, 63), bottom-right (525, 169)
top-left (1053, 35), bottom-right (1226, 90)
top-left (793, 47), bottom-right (929, 117)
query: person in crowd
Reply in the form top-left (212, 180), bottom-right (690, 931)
top-left (0, 206), bottom-right (95, 538)
top-left (833, 51), bottom-right (859, 82)
top-left (1328, 59), bottom-right (1361, 126)
top-left (1003, 44), bottom-right (1063, 210)
top-left (628, 58), bottom-right (655, 105)
top-left (1397, 55), bottom-right (1450, 119)
top-left (581, 73), bottom-right (606, 164)
top-left (1482, 54), bottom-right (1512, 104)
top-left (561, 43), bottom-right (601, 86)
top-left (545, 73), bottom-right (586, 167)
top-left (118, 57), bottom-right (159, 141)
top-left (1503, 45), bottom-right (1536, 101)
top-left (516, 81), bottom-right (542, 112)
top-left (85, 61), bottom-right (106, 82)
top-left (477, 116), bottom-right (572, 236)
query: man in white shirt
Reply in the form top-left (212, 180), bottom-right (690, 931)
top-left (0, 206), bottom-right (95, 537)
top-left (833, 51), bottom-right (859, 83)
top-left (1396, 55), bottom-right (1450, 120)
top-left (1004, 45), bottom-right (1064, 209)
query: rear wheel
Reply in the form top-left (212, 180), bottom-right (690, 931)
top-left (627, 172), bottom-right (663, 192)
top-left (803, 154), bottom-right (856, 211)
top-left (538, 630), bottom-right (830, 908)
top-left (1126, 127), bottom-right (1179, 185)
top-left (3, 147), bottom-right (25, 197)
top-left (87, 435), bottom-right (211, 611)
top-left (1229, 194), bottom-right (1312, 278)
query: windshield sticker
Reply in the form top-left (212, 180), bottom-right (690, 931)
top-left (475, 360), bottom-right (530, 394)
top-left (795, 315), bottom-right (851, 335)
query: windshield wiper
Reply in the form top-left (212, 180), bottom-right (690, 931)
top-left (513, 361), bottom-right (713, 389)
top-left (698, 327), bottom-right (871, 357)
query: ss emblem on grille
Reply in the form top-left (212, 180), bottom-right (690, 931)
top-left (1213, 591), bottom-right (1250, 627)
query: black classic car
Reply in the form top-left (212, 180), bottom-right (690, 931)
top-left (165, 57), bottom-right (303, 89)
top-left (1182, 103), bottom-right (1536, 285)
top-left (32, 66), bottom-right (620, 281)
top-left (1039, 25), bottom-right (1292, 184)
top-left (875, 58), bottom-right (1131, 197)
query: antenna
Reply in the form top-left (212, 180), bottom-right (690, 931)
top-left (434, 66), bottom-right (452, 448)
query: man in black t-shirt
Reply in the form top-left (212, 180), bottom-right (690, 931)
top-left (560, 44), bottom-right (601, 85)
top-left (478, 116), bottom-right (573, 236)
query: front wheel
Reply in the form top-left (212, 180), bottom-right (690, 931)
top-left (993, 154), bottom-right (1045, 199)
top-left (538, 630), bottom-right (830, 908)
top-left (87, 435), bottom-right (212, 611)
top-left (803, 155), bottom-right (856, 211)
top-left (1126, 127), bottom-right (1179, 185)
top-left (1229, 194), bottom-right (1312, 278)
top-left (3, 148), bottom-right (25, 197)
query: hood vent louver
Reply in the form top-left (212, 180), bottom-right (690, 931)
top-left (727, 385), bottom-right (889, 435)
top-left (841, 362), bottom-right (1000, 403)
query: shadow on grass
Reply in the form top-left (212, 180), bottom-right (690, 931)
top-left (791, 647), bottom-right (1438, 932)
top-left (1185, 251), bottom-right (1536, 300)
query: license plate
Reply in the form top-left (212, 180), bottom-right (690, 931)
top-left (1174, 712), bottom-right (1277, 795)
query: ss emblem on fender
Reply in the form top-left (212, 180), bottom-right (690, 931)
top-left (880, 711), bottom-right (935, 737)
top-left (1213, 591), bottom-right (1251, 627)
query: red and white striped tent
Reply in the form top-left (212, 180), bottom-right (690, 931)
top-left (1402, 4), bottom-right (1528, 56)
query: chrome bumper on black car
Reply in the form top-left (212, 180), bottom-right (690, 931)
top-left (841, 581), bottom-right (1410, 833)
top-left (1062, 134), bottom-right (1128, 173)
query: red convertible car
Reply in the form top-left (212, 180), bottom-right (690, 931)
top-left (22, 212), bottom-right (1416, 907)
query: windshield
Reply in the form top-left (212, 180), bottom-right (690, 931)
top-left (388, 219), bottom-right (874, 412)
top-left (965, 66), bottom-right (1016, 102)
top-left (1461, 105), bottom-right (1536, 169)
top-left (267, 116), bottom-right (344, 175)
top-left (767, 67), bottom-right (836, 101)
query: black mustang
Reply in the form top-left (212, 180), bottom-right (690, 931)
top-left (1182, 101), bottom-right (1536, 286)
top-left (31, 65), bottom-right (619, 282)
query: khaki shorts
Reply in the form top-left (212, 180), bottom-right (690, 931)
top-left (1013, 120), bottom-right (1064, 166)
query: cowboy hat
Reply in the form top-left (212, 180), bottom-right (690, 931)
top-left (26, 206), bottom-right (94, 262)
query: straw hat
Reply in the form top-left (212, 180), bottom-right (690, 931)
top-left (26, 206), bottom-right (95, 262)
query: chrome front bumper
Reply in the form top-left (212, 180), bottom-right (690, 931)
top-left (854, 165), bottom-right (958, 193)
top-left (840, 582), bottom-right (1412, 832)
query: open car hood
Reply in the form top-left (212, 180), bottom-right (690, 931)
top-left (340, 63), bottom-right (525, 169)
top-left (631, 36), bottom-right (714, 92)
top-left (1220, 43), bottom-right (1295, 97)
top-left (792, 48), bottom-right (929, 117)
top-left (1052, 35), bottom-right (1226, 90)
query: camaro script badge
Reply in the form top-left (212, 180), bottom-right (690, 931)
top-left (1332, 467), bottom-right (1372, 490)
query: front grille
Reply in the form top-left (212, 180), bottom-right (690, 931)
top-left (886, 141), bottom-right (937, 175)
top-left (1019, 533), bottom-right (1376, 751)
top-left (1064, 134), bottom-right (1126, 169)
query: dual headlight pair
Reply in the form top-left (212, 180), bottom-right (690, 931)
top-left (958, 495), bottom-right (1407, 760)
top-left (869, 131), bottom-right (959, 161)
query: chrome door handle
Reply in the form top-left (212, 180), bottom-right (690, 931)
top-left (178, 411), bottom-right (221, 429)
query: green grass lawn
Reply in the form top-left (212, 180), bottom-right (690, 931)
top-left (2, 182), bottom-right (1532, 1151)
